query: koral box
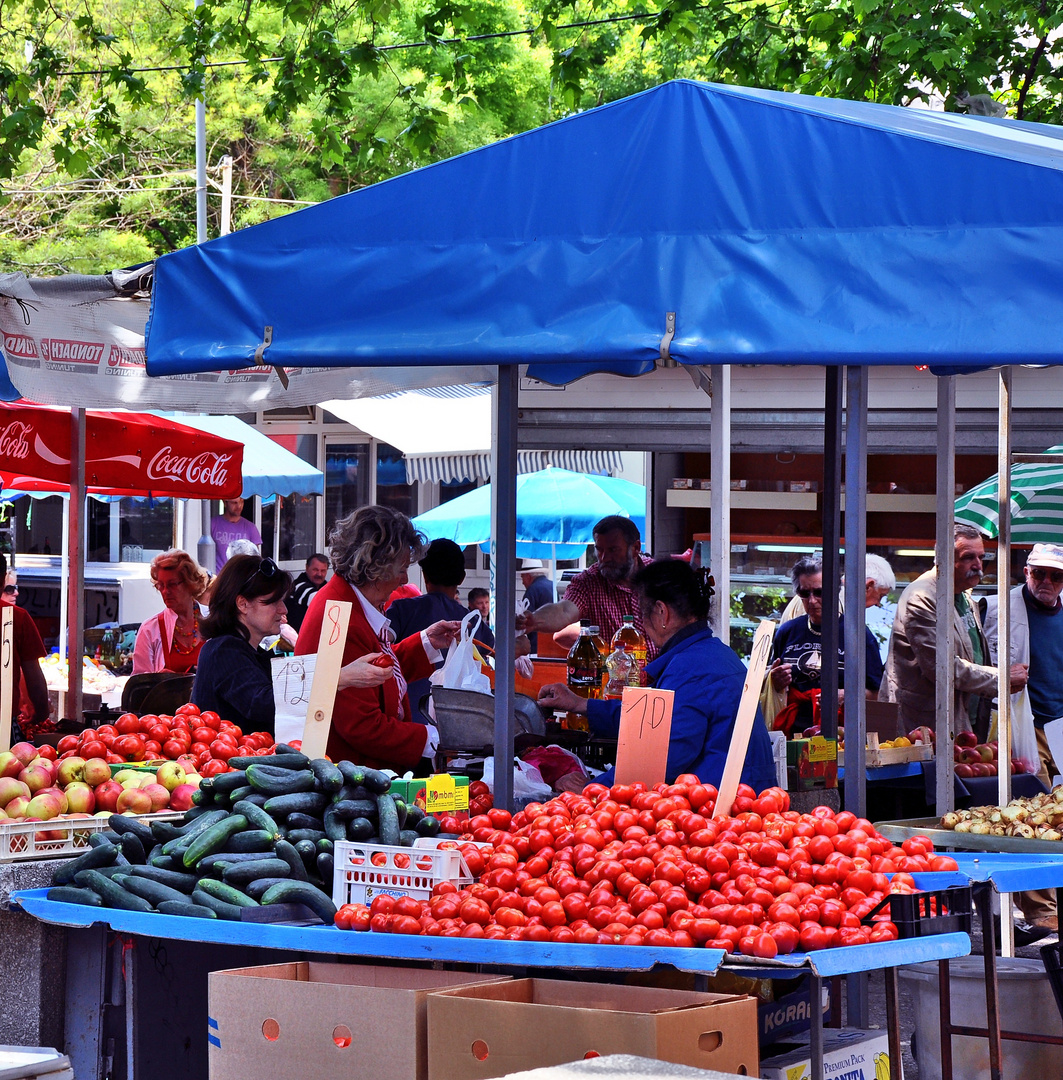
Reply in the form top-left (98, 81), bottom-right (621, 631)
top-left (427, 978), bottom-right (758, 1080)
top-left (208, 962), bottom-right (509, 1080)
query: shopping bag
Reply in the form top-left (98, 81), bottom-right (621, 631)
top-left (431, 609), bottom-right (491, 693)
top-left (1009, 687), bottom-right (1041, 776)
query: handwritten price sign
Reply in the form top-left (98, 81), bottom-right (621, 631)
top-left (0, 608), bottom-right (11, 753)
top-left (612, 687), bottom-right (675, 786)
top-left (300, 600), bottom-right (351, 760)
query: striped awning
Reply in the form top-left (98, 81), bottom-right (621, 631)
top-left (405, 449), bottom-right (624, 485)
top-left (955, 445), bottom-right (1063, 542)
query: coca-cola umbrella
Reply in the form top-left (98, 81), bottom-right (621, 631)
top-left (0, 402), bottom-right (243, 498)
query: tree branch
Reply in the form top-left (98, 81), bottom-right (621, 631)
top-left (1017, 32), bottom-right (1049, 120)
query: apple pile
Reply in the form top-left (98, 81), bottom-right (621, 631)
top-left (953, 731), bottom-right (1033, 778)
top-left (54, 703), bottom-right (274, 777)
top-left (0, 742), bottom-right (201, 822)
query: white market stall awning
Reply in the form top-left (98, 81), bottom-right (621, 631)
top-left (320, 387), bottom-right (622, 483)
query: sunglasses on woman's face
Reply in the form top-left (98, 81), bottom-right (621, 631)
top-left (795, 587), bottom-right (823, 599)
top-left (1031, 567), bottom-right (1063, 585)
top-left (1, 585), bottom-right (16, 596)
top-left (241, 557), bottom-right (280, 594)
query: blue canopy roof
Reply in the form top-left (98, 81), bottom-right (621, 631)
top-left (147, 80), bottom-right (1063, 381)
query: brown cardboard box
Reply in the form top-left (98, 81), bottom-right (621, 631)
top-left (427, 978), bottom-right (758, 1080)
top-left (208, 962), bottom-right (510, 1080)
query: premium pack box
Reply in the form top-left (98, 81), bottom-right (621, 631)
top-left (208, 962), bottom-right (509, 1080)
top-left (759, 1027), bottom-right (889, 1080)
top-left (427, 978), bottom-right (758, 1080)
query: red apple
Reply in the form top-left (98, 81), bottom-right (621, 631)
top-left (975, 744), bottom-right (996, 763)
top-left (0, 753), bottom-right (22, 779)
top-left (18, 762), bottom-right (55, 793)
top-left (93, 780), bottom-right (123, 814)
top-left (140, 783), bottom-right (170, 812)
top-left (955, 731), bottom-right (978, 749)
top-left (26, 792), bottom-right (62, 820)
top-left (960, 748), bottom-right (982, 765)
top-left (64, 783), bottom-right (95, 814)
top-left (37, 787), bottom-right (68, 813)
top-left (9, 742), bottom-right (39, 766)
top-left (4, 795), bottom-right (30, 818)
top-left (0, 777), bottom-right (30, 809)
top-left (83, 758), bottom-right (111, 787)
top-left (155, 761), bottom-right (186, 793)
top-left (116, 789), bottom-right (152, 815)
top-left (168, 783), bottom-right (196, 812)
top-left (56, 756), bottom-right (86, 787)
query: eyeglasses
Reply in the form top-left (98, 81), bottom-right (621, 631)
top-left (795, 587), bottom-right (824, 599)
top-left (1, 585), bottom-right (16, 596)
top-left (241, 557), bottom-right (280, 594)
top-left (1030, 567), bottom-right (1063, 584)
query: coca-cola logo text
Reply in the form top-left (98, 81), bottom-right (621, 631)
top-left (0, 422), bottom-right (32, 461)
top-left (147, 446), bottom-right (233, 491)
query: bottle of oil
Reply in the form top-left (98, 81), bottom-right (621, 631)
top-left (565, 624), bottom-right (601, 731)
top-left (612, 615), bottom-right (648, 686)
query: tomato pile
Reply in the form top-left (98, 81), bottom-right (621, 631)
top-left (334, 776), bottom-right (957, 954)
top-left (55, 704), bottom-right (274, 775)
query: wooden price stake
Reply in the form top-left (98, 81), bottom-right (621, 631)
top-left (299, 599), bottom-right (352, 761)
top-left (613, 687), bottom-right (676, 787)
top-left (0, 607), bottom-right (12, 754)
top-left (715, 618), bottom-right (776, 819)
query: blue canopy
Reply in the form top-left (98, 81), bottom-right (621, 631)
top-left (412, 467), bottom-right (646, 558)
top-left (148, 80), bottom-right (1063, 380)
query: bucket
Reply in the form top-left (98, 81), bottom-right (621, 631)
top-left (430, 687), bottom-right (546, 751)
top-left (899, 956), bottom-right (1063, 1080)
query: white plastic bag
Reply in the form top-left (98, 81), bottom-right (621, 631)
top-left (431, 610), bottom-right (491, 694)
top-left (1010, 688), bottom-right (1042, 776)
top-left (481, 757), bottom-right (554, 801)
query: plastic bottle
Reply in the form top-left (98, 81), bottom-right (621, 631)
top-left (604, 643), bottom-right (633, 699)
top-left (589, 625), bottom-right (609, 695)
top-left (565, 624), bottom-right (601, 731)
top-left (611, 615), bottom-right (648, 686)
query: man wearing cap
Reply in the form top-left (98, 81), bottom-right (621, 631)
top-left (880, 524), bottom-right (1027, 734)
top-left (984, 542), bottom-right (1063, 933)
top-left (520, 560), bottom-right (553, 652)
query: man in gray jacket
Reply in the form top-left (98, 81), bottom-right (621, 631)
top-left (879, 524), bottom-right (1027, 736)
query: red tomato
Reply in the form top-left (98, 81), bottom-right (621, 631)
top-left (175, 703), bottom-right (200, 716)
top-left (114, 734), bottom-right (146, 761)
top-left (162, 740), bottom-right (186, 759)
top-left (198, 711), bottom-right (222, 730)
top-left (200, 758), bottom-right (229, 777)
top-left (210, 740), bottom-right (237, 761)
top-left (80, 740), bottom-right (107, 760)
top-left (192, 727), bottom-right (215, 744)
top-left (115, 714), bottom-right (141, 735)
top-left (799, 924), bottom-right (832, 951)
top-left (56, 735), bottom-right (80, 755)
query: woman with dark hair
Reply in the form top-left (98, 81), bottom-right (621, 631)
top-left (295, 506), bottom-right (460, 771)
top-left (193, 553), bottom-right (396, 735)
top-left (539, 559), bottom-right (776, 791)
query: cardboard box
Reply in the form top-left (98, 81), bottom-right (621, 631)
top-left (208, 962), bottom-right (509, 1080)
top-left (390, 775), bottom-right (470, 815)
top-left (759, 1028), bottom-right (889, 1080)
top-left (427, 978), bottom-right (758, 1080)
top-left (758, 983), bottom-right (830, 1043)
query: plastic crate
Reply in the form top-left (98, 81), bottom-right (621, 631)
top-left (0, 810), bottom-right (183, 862)
top-left (863, 885), bottom-right (973, 938)
top-left (332, 838), bottom-right (476, 908)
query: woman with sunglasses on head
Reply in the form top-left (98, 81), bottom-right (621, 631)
top-left (133, 549), bottom-right (210, 674)
top-left (538, 559), bottom-right (776, 792)
top-left (295, 506), bottom-right (461, 773)
top-left (767, 554), bottom-right (883, 736)
top-left (193, 554), bottom-right (397, 737)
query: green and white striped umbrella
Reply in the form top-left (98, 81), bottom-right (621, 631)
top-left (955, 445), bottom-right (1063, 541)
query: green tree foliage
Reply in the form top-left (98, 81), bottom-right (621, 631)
top-left (2, 0), bottom-right (1063, 273)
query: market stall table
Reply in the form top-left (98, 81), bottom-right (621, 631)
top-left (12, 888), bottom-right (970, 1080)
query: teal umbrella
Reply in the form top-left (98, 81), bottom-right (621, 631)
top-left (412, 467), bottom-right (646, 558)
top-left (955, 445), bottom-right (1063, 541)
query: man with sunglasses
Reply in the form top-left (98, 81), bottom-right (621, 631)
top-left (983, 543), bottom-right (1063, 933)
top-left (767, 555), bottom-right (883, 735)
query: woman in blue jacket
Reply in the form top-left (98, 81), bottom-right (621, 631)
top-left (539, 559), bottom-right (776, 792)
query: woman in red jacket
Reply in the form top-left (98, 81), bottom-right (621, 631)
top-left (295, 506), bottom-right (460, 771)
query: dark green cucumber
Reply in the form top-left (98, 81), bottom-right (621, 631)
top-left (196, 851), bottom-right (275, 876)
top-left (376, 792), bottom-right (400, 846)
top-left (210, 791), bottom-right (232, 811)
top-left (128, 865), bottom-right (197, 894)
top-left (222, 829), bottom-right (275, 854)
top-left (231, 801), bottom-right (282, 838)
top-left (47, 886), bottom-right (103, 906)
top-left (222, 859), bottom-right (291, 888)
top-left (287, 829), bottom-right (326, 845)
top-left (118, 833), bottom-right (147, 865)
top-left (392, 796), bottom-right (408, 831)
top-left (182, 814), bottom-right (248, 868)
top-left (342, 798), bottom-right (378, 819)
top-left (272, 839), bottom-right (309, 882)
top-left (87, 832), bottom-right (116, 849)
top-left (74, 866), bottom-right (127, 884)
top-left (415, 814), bottom-right (442, 838)
top-left (284, 813), bottom-right (324, 832)
top-left (191, 788), bottom-right (212, 806)
top-left (162, 809), bottom-right (228, 854)
top-left (294, 839), bottom-right (319, 870)
top-left (119, 875), bottom-right (190, 908)
top-left (108, 814), bottom-right (155, 848)
top-left (337, 761), bottom-right (366, 787)
top-left (245, 876), bottom-right (292, 901)
top-left (80, 870), bottom-right (154, 912)
top-left (261, 881), bottom-right (337, 923)
top-left (316, 838), bottom-right (334, 855)
top-left (194, 877), bottom-right (258, 907)
top-left (263, 792), bottom-right (329, 818)
top-left (227, 753), bottom-right (307, 771)
top-left (316, 852), bottom-right (334, 892)
top-left (210, 770), bottom-right (248, 794)
top-left (323, 808), bottom-right (347, 842)
top-left (398, 829), bottom-right (420, 847)
top-left (272, 743), bottom-right (307, 758)
top-left (182, 804), bottom-right (213, 822)
top-left (150, 821), bottom-right (184, 844)
top-left (404, 805), bottom-right (426, 827)
top-left (149, 854), bottom-right (185, 872)
top-left (227, 785), bottom-right (255, 804)
top-left (362, 769), bottom-right (391, 795)
top-left (53, 842), bottom-right (118, 885)
top-left (310, 758), bottom-right (343, 793)
top-left (246, 765), bottom-right (315, 796)
top-left (191, 888), bottom-right (244, 920)
top-left (347, 818), bottom-right (375, 841)
top-left (146, 844), bottom-right (164, 864)
top-left (329, 800), bottom-right (364, 822)
top-left (157, 900), bottom-right (217, 919)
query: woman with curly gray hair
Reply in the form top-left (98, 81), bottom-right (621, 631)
top-left (294, 505), bottom-right (460, 770)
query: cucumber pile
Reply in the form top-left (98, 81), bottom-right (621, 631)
top-left (44, 746), bottom-right (438, 922)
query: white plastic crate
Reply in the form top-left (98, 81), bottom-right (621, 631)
top-left (0, 811), bottom-right (184, 862)
top-left (332, 839), bottom-right (476, 908)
